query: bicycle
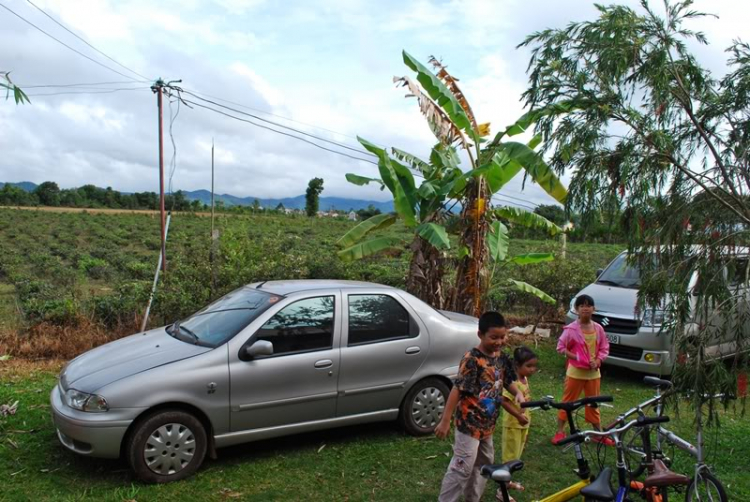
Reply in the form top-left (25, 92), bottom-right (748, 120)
top-left (556, 414), bottom-right (677, 502)
top-left (482, 394), bottom-right (613, 502)
top-left (608, 377), bottom-right (728, 502)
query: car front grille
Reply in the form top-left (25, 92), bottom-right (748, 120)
top-left (594, 314), bottom-right (640, 335)
top-left (609, 344), bottom-right (644, 361)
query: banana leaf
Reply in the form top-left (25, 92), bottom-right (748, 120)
top-left (337, 236), bottom-right (406, 262)
top-left (494, 206), bottom-right (563, 236)
top-left (487, 221), bottom-right (509, 261)
top-left (337, 213), bottom-right (398, 249)
top-left (416, 222), bottom-right (450, 250)
top-left (510, 253), bottom-right (554, 265)
top-left (509, 279), bottom-right (555, 304)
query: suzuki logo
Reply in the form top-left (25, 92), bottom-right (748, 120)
top-left (600, 317), bottom-right (610, 326)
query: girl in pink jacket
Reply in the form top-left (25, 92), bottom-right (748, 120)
top-left (551, 294), bottom-right (611, 445)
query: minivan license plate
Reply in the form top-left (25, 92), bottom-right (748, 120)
top-left (606, 334), bottom-right (620, 345)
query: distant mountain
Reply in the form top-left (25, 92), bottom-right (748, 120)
top-left (0, 181), bottom-right (395, 212)
top-left (182, 189), bottom-right (394, 212)
top-left (0, 181), bottom-right (37, 192)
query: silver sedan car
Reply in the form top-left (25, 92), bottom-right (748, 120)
top-left (51, 280), bottom-right (478, 483)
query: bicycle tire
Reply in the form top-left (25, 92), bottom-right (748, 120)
top-left (684, 472), bottom-right (727, 502)
top-left (620, 424), bottom-right (650, 478)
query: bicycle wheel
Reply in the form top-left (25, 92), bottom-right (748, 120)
top-left (620, 425), bottom-right (650, 478)
top-left (684, 472), bottom-right (727, 502)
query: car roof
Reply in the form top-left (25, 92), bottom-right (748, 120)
top-left (248, 279), bottom-right (397, 296)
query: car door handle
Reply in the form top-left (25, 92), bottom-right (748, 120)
top-left (314, 359), bottom-right (333, 369)
top-left (405, 346), bottom-right (421, 355)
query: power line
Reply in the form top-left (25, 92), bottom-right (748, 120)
top-left (181, 97), bottom-right (380, 165)
top-left (25, 0), bottom-right (150, 81)
top-left (0, 2), bottom-right (142, 81)
top-left (491, 195), bottom-right (538, 210)
top-left (181, 89), bottom-right (377, 158)
top-left (181, 88), bottom-right (551, 207)
top-left (20, 80), bottom-right (151, 88)
top-left (183, 87), bottom-right (367, 144)
top-left (24, 86), bottom-right (151, 97)
top-left (173, 89), bottom-right (544, 212)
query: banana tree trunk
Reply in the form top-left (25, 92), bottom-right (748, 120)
top-left (450, 178), bottom-right (490, 317)
top-left (406, 234), bottom-right (446, 309)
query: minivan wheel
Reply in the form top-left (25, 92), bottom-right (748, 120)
top-left (126, 410), bottom-right (207, 483)
top-left (400, 377), bottom-right (449, 436)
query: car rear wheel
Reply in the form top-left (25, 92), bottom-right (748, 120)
top-left (126, 409), bottom-right (207, 483)
top-left (400, 377), bottom-right (449, 436)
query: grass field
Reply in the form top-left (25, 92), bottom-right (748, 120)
top-left (0, 207), bottom-right (623, 359)
top-left (1, 341), bottom-right (747, 501)
top-left (5, 208), bottom-right (742, 501)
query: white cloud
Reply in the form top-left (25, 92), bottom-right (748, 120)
top-left (230, 63), bottom-right (284, 107)
top-left (2, 0), bottom-right (746, 208)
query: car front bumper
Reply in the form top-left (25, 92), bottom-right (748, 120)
top-left (50, 384), bottom-right (141, 459)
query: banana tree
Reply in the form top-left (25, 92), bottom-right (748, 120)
top-left (338, 140), bottom-right (468, 308)
top-left (340, 51), bottom-right (568, 314)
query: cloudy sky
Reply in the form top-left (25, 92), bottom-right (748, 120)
top-left (1, 0), bottom-right (745, 207)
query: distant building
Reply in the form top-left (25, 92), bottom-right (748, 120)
top-left (348, 211), bottom-right (357, 221)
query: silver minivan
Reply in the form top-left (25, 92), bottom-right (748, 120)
top-left (566, 250), bottom-right (749, 376)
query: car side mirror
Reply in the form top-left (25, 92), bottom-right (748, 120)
top-left (596, 268), bottom-right (603, 278)
top-left (245, 340), bottom-right (274, 359)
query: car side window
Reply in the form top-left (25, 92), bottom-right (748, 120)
top-left (254, 296), bottom-right (335, 356)
top-left (347, 294), bottom-right (418, 346)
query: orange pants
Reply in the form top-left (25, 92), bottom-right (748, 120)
top-left (557, 377), bottom-right (601, 426)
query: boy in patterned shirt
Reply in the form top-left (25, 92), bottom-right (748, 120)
top-left (435, 312), bottom-right (526, 502)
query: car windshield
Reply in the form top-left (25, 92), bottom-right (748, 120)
top-left (169, 287), bottom-right (282, 347)
top-left (597, 253), bottom-right (641, 289)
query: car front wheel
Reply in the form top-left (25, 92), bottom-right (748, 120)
top-left (400, 377), bottom-right (449, 436)
top-left (126, 409), bottom-right (207, 483)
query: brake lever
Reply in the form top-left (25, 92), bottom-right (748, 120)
top-left (599, 403), bottom-right (614, 408)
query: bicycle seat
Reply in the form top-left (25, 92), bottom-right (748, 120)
top-left (579, 467), bottom-right (615, 501)
top-left (644, 459), bottom-right (690, 487)
top-left (480, 460), bottom-right (524, 482)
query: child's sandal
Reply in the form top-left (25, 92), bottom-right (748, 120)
top-left (495, 490), bottom-right (515, 502)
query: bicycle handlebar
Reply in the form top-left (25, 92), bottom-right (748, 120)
top-left (637, 415), bottom-right (670, 426)
top-left (521, 399), bottom-right (551, 409)
top-left (556, 415), bottom-right (668, 447)
top-left (522, 395), bottom-right (613, 411)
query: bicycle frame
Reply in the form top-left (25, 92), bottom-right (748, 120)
top-left (608, 379), bottom-right (728, 501)
top-left (532, 479), bottom-right (590, 502)
top-left (527, 399), bottom-right (597, 502)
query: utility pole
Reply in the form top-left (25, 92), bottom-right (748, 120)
top-left (211, 138), bottom-right (215, 235)
top-left (151, 78), bottom-right (167, 273)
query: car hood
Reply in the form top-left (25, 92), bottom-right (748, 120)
top-left (61, 328), bottom-right (212, 393)
top-left (576, 283), bottom-right (639, 319)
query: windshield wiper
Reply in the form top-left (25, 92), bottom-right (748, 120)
top-left (171, 321), bottom-right (200, 344)
top-left (597, 279), bottom-right (623, 287)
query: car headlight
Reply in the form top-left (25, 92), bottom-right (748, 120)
top-left (65, 389), bottom-right (109, 412)
top-left (642, 309), bottom-right (667, 327)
